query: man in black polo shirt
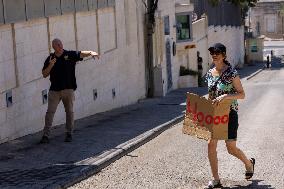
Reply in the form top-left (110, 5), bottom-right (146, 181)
top-left (40, 38), bottom-right (99, 143)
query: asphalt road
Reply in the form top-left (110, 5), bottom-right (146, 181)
top-left (69, 67), bottom-right (284, 189)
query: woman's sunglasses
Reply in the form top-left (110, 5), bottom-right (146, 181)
top-left (210, 51), bottom-right (222, 56)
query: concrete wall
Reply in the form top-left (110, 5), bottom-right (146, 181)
top-left (192, 17), bottom-right (209, 76)
top-left (208, 25), bottom-right (245, 68)
top-left (246, 37), bottom-right (265, 63)
top-left (152, 0), bottom-right (178, 95)
top-left (0, 0), bottom-right (147, 143)
top-left (0, 25), bottom-right (16, 93)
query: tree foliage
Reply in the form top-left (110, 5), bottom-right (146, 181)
top-left (208, 0), bottom-right (259, 22)
top-left (280, 3), bottom-right (284, 16)
top-left (209, 0), bottom-right (258, 7)
top-left (228, 0), bottom-right (258, 7)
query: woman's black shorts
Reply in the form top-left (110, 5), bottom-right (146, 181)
top-left (227, 110), bottom-right (239, 141)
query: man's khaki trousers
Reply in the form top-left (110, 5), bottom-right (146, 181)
top-left (43, 89), bottom-right (75, 137)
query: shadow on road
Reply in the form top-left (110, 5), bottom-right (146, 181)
top-left (236, 62), bottom-right (265, 79)
top-left (223, 179), bottom-right (275, 189)
top-left (268, 56), bottom-right (284, 70)
top-left (238, 56), bottom-right (284, 80)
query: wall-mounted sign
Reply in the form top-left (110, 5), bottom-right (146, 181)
top-left (250, 40), bottom-right (258, 52)
top-left (251, 46), bottom-right (258, 52)
top-left (185, 44), bottom-right (196, 49)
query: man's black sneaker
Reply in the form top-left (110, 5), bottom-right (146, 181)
top-left (39, 136), bottom-right (49, 144)
top-left (64, 133), bottom-right (72, 142)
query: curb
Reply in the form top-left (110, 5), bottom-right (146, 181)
top-left (246, 67), bottom-right (265, 80)
top-left (56, 114), bottom-right (184, 189)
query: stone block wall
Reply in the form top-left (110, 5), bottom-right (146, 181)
top-left (0, 0), bottom-right (146, 143)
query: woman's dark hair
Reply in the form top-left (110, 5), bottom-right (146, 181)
top-left (223, 54), bottom-right (230, 66)
top-left (224, 60), bottom-right (230, 66)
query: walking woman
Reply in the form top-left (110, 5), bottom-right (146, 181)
top-left (205, 43), bottom-right (255, 188)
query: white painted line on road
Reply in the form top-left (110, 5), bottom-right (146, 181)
top-left (245, 68), bottom-right (264, 80)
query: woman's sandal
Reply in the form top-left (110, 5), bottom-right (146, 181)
top-left (205, 180), bottom-right (223, 189)
top-left (245, 158), bottom-right (255, 180)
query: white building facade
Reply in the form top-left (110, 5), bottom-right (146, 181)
top-left (152, 0), bottom-right (199, 96)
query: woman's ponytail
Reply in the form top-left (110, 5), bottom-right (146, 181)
top-left (224, 60), bottom-right (230, 66)
top-left (223, 55), bottom-right (230, 66)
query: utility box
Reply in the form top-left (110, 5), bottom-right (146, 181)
top-left (245, 37), bottom-right (264, 63)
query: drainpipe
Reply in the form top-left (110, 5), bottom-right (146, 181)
top-left (145, 0), bottom-right (158, 98)
top-left (282, 16), bottom-right (284, 39)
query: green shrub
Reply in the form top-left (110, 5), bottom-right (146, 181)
top-left (179, 66), bottom-right (199, 76)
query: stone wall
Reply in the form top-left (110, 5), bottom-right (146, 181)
top-left (0, 0), bottom-right (146, 143)
top-left (251, 2), bottom-right (284, 39)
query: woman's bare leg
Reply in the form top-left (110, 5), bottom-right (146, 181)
top-left (225, 140), bottom-right (253, 171)
top-left (208, 139), bottom-right (220, 180)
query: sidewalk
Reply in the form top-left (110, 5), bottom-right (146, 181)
top-left (237, 61), bottom-right (265, 80)
top-left (0, 64), bottom-right (264, 189)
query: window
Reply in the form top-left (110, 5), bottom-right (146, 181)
top-left (265, 15), bottom-right (276, 33)
top-left (176, 13), bottom-right (192, 42)
top-left (256, 21), bottom-right (260, 35)
top-left (164, 15), bottom-right (170, 35)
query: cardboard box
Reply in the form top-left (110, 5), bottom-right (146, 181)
top-left (182, 93), bottom-right (232, 140)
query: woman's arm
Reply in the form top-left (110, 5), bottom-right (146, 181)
top-left (226, 75), bottom-right (245, 100)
